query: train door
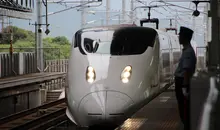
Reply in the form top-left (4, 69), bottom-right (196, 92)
top-left (158, 33), bottom-right (171, 83)
top-left (168, 35), bottom-right (174, 78)
top-left (150, 36), bottom-right (160, 90)
top-left (170, 36), bottom-right (181, 75)
top-left (170, 35), bottom-right (176, 78)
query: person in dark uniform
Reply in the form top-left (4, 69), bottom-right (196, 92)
top-left (174, 26), bottom-right (197, 130)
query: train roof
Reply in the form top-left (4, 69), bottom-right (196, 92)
top-left (78, 24), bottom-right (137, 32)
top-left (76, 25), bottom-right (179, 40)
top-left (79, 25), bottom-right (176, 35)
top-left (155, 29), bottom-right (178, 37)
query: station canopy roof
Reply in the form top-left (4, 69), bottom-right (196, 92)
top-left (0, 0), bottom-right (34, 19)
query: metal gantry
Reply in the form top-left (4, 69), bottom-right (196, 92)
top-left (130, 0), bottom-right (134, 23)
top-left (106, 0), bottom-right (110, 25)
top-left (0, 0), bottom-right (33, 12)
top-left (122, 0), bottom-right (125, 23)
top-left (0, 8), bottom-right (32, 19)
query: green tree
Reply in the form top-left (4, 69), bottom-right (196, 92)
top-left (0, 26), bottom-right (34, 44)
top-left (0, 26), bottom-right (71, 60)
top-left (52, 36), bottom-right (70, 45)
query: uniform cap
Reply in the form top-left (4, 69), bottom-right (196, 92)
top-left (179, 26), bottom-right (194, 38)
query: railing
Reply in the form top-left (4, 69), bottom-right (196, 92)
top-left (198, 76), bottom-right (220, 130)
top-left (42, 59), bottom-right (68, 90)
top-left (44, 59), bottom-right (68, 73)
top-left (0, 47), bottom-right (68, 90)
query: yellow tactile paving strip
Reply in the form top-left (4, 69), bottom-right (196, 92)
top-left (116, 89), bottom-right (181, 130)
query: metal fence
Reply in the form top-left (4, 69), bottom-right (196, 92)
top-left (0, 52), bottom-right (37, 77)
top-left (0, 48), bottom-right (61, 78)
top-left (43, 59), bottom-right (68, 90)
top-left (44, 59), bottom-right (68, 73)
top-left (0, 47), bottom-right (61, 60)
top-left (42, 78), bottom-right (66, 90)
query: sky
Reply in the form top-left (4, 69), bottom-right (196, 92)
top-left (8, 0), bottom-right (208, 46)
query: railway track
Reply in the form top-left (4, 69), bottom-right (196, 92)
top-left (0, 98), bottom-right (67, 130)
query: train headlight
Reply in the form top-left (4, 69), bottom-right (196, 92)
top-left (121, 66), bottom-right (132, 83)
top-left (86, 66), bottom-right (96, 83)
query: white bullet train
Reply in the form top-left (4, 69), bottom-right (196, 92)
top-left (64, 24), bottom-right (183, 127)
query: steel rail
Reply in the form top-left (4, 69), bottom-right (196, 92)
top-left (0, 98), bottom-right (66, 130)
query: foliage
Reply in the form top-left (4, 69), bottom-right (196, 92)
top-left (0, 26), bottom-right (71, 60)
top-left (0, 26), bottom-right (35, 44)
top-left (52, 36), bottom-right (69, 45)
top-left (42, 38), bottom-right (71, 60)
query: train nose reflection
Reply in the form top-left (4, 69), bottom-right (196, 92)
top-left (78, 91), bottom-right (134, 125)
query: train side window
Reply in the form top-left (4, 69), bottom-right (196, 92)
top-left (173, 51), bottom-right (181, 64)
top-left (162, 52), bottom-right (170, 67)
top-left (170, 36), bottom-right (181, 65)
top-left (159, 34), bottom-right (170, 68)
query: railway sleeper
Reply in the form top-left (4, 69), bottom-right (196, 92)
top-left (11, 108), bottom-right (66, 130)
top-left (3, 108), bottom-right (65, 129)
top-left (36, 109), bottom-right (47, 116)
top-left (0, 99), bottom-right (66, 128)
top-left (31, 114), bottom-right (68, 130)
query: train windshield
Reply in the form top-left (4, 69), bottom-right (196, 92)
top-left (77, 27), bottom-right (157, 55)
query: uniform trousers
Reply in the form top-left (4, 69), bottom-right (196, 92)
top-left (175, 77), bottom-right (190, 130)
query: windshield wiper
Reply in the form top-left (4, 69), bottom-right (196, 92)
top-left (93, 41), bottom-right (99, 53)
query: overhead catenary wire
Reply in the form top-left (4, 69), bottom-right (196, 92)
top-left (135, 1), bottom-right (206, 35)
top-left (157, 2), bottom-right (206, 29)
top-left (158, 0), bottom-right (208, 15)
top-left (164, 5), bottom-right (206, 28)
top-left (41, 1), bottom-right (102, 17)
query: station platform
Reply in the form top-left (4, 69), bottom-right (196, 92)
top-left (116, 89), bottom-right (181, 130)
top-left (0, 72), bottom-right (66, 90)
top-left (116, 72), bottom-right (210, 130)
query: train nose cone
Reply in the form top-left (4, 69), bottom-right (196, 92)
top-left (105, 91), bottom-right (134, 123)
top-left (78, 91), bottom-right (134, 126)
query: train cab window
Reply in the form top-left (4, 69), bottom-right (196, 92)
top-left (111, 27), bottom-right (157, 55)
top-left (73, 33), bottom-right (77, 48)
top-left (75, 27), bottom-right (157, 55)
top-left (73, 30), bottom-right (82, 48)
